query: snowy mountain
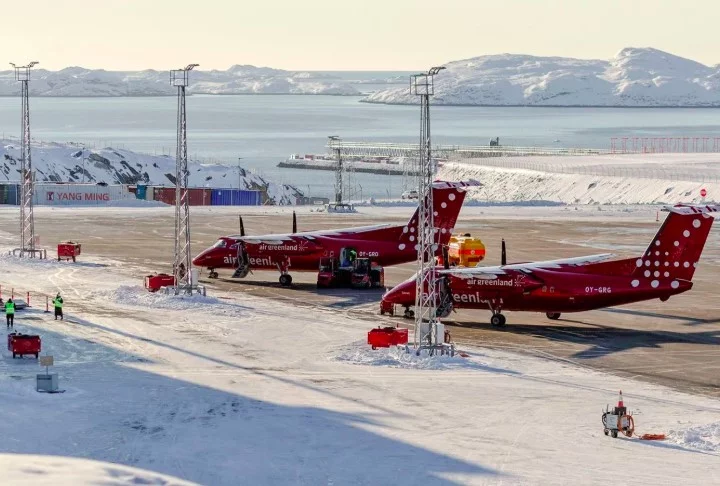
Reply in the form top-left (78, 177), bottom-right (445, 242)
top-left (0, 140), bottom-right (300, 204)
top-left (365, 48), bottom-right (720, 107)
top-left (0, 65), bottom-right (359, 97)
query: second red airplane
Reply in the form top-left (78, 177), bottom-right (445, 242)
top-left (381, 203), bottom-right (719, 326)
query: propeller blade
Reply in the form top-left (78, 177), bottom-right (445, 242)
top-left (501, 238), bottom-right (507, 266)
top-left (239, 215), bottom-right (245, 237)
top-left (292, 211), bottom-right (297, 234)
top-left (442, 245), bottom-right (450, 270)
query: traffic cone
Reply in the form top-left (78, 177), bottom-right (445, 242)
top-left (618, 390), bottom-right (624, 408)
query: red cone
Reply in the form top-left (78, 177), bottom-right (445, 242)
top-left (618, 390), bottom-right (624, 408)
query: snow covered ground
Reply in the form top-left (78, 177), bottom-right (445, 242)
top-left (0, 65), bottom-right (358, 97)
top-left (439, 153), bottom-right (720, 205)
top-left (0, 139), bottom-right (300, 204)
top-left (366, 47), bottom-right (720, 107)
top-left (0, 218), bottom-right (719, 485)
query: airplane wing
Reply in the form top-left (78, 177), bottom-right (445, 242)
top-left (440, 253), bottom-right (615, 276)
top-left (230, 224), bottom-right (396, 244)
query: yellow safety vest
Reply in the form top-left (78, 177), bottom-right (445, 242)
top-left (53, 298), bottom-right (63, 309)
top-left (5, 302), bottom-right (14, 315)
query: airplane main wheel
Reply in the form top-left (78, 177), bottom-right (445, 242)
top-left (546, 312), bottom-right (561, 320)
top-left (279, 274), bottom-right (293, 287)
top-left (490, 314), bottom-right (506, 327)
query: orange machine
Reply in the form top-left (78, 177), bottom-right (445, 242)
top-left (447, 234), bottom-right (485, 267)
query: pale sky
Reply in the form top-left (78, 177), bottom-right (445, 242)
top-left (2, 0), bottom-right (718, 71)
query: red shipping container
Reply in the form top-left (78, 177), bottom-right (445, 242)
top-left (367, 327), bottom-right (408, 349)
top-left (153, 187), bottom-right (211, 206)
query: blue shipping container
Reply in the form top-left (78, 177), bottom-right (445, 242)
top-left (136, 184), bottom-right (147, 200)
top-left (210, 189), bottom-right (261, 206)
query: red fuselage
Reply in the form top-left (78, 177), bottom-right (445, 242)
top-left (382, 203), bottom-right (718, 324)
top-left (383, 264), bottom-right (692, 314)
top-left (192, 180), bottom-right (481, 282)
top-left (192, 226), bottom-right (421, 273)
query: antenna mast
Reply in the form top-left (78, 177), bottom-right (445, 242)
top-left (411, 66), bottom-right (450, 355)
top-left (11, 61), bottom-right (45, 259)
top-left (169, 64), bottom-right (204, 295)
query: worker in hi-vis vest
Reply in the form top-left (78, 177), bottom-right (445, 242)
top-left (53, 293), bottom-right (64, 321)
top-left (5, 298), bottom-right (15, 328)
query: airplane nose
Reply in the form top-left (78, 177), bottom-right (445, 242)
top-left (382, 278), bottom-right (416, 306)
top-left (192, 249), bottom-right (208, 266)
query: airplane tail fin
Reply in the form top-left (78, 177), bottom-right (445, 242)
top-left (632, 204), bottom-right (719, 282)
top-left (399, 180), bottom-right (480, 251)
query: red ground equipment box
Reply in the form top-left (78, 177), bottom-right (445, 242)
top-left (367, 326), bottom-right (408, 349)
top-left (144, 273), bottom-right (176, 292)
top-left (58, 241), bottom-right (82, 262)
top-left (8, 332), bottom-right (41, 359)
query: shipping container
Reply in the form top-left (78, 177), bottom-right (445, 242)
top-left (146, 186), bottom-right (154, 202)
top-left (33, 184), bottom-right (134, 206)
top-left (136, 185), bottom-right (147, 200)
top-left (0, 184), bottom-right (19, 205)
top-left (153, 187), bottom-right (176, 205)
top-left (152, 187), bottom-right (211, 206)
top-left (210, 189), bottom-right (262, 206)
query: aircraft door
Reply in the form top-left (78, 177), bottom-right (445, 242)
top-left (231, 242), bottom-right (250, 278)
top-left (436, 275), bottom-right (454, 318)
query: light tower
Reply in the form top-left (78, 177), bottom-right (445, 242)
top-left (11, 61), bottom-right (45, 259)
top-left (328, 135), bottom-right (343, 204)
top-left (411, 66), bottom-right (450, 355)
top-left (169, 64), bottom-right (203, 295)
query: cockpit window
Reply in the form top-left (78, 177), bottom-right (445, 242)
top-left (212, 240), bottom-right (227, 249)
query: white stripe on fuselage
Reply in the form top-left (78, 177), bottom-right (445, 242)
top-left (226, 223), bottom-right (397, 243)
top-left (442, 253), bottom-right (615, 277)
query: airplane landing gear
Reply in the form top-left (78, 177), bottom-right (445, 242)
top-left (279, 274), bottom-right (293, 287)
top-left (546, 312), bottom-right (561, 320)
top-left (208, 269), bottom-right (219, 279)
top-left (403, 306), bottom-right (414, 319)
top-left (490, 313), bottom-right (506, 327)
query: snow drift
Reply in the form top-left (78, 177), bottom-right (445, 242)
top-left (0, 139), bottom-right (300, 205)
top-left (439, 153), bottom-right (720, 205)
top-left (0, 65), bottom-right (359, 97)
top-left (366, 47), bottom-right (720, 107)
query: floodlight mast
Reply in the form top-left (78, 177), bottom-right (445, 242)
top-left (328, 135), bottom-right (343, 204)
top-left (170, 64), bottom-right (198, 293)
top-left (11, 61), bottom-right (44, 259)
top-left (411, 66), bottom-right (447, 353)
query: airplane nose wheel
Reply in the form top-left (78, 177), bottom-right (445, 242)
top-left (279, 274), bottom-right (293, 287)
top-left (208, 270), bottom-right (219, 279)
top-left (490, 313), bottom-right (506, 327)
top-left (403, 307), bottom-right (415, 319)
top-left (546, 312), bottom-right (561, 320)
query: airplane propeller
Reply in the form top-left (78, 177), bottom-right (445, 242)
top-left (292, 211), bottom-right (297, 234)
top-left (239, 215), bottom-right (245, 237)
top-left (501, 238), bottom-right (507, 266)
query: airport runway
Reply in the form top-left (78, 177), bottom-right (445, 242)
top-left (3, 205), bottom-right (719, 397)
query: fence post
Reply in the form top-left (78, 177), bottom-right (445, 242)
top-left (45, 296), bottom-right (49, 313)
top-left (27, 291), bottom-right (30, 306)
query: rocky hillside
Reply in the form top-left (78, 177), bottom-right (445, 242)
top-left (365, 48), bottom-right (720, 107)
top-left (0, 140), bottom-right (300, 204)
top-left (0, 65), bottom-right (359, 97)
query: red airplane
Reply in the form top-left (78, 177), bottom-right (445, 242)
top-left (381, 203), bottom-right (719, 326)
top-left (192, 180), bottom-right (480, 286)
